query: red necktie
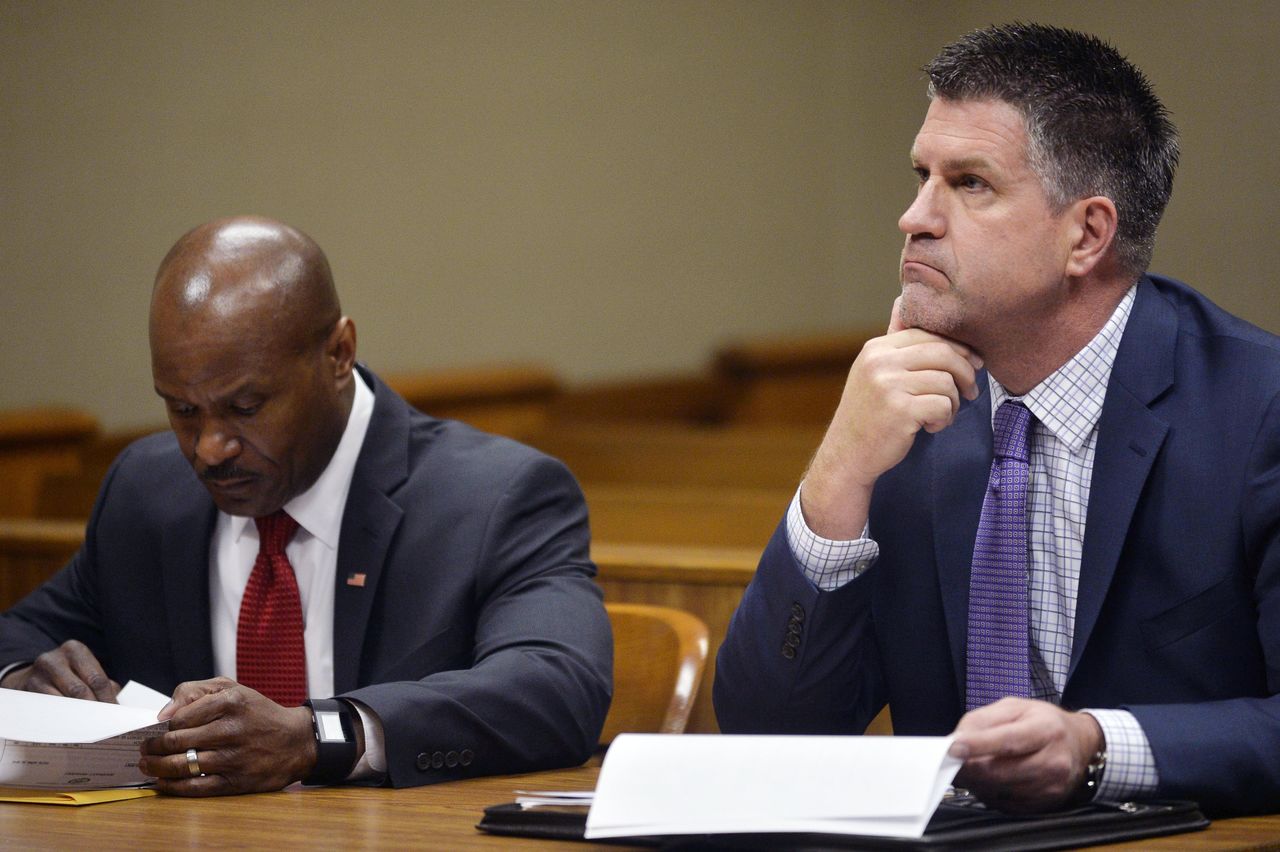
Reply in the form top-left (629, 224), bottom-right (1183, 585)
top-left (237, 511), bottom-right (307, 706)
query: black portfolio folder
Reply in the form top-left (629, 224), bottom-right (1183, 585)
top-left (477, 798), bottom-right (1208, 850)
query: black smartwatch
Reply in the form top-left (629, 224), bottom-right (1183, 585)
top-left (302, 698), bottom-right (359, 786)
top-left (1072, 749), bottom-right (1108, 805)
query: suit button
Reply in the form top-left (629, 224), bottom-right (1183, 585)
top-left (446, 751), bottom-right (459, 768)
top-left (791, 602), bottom-right (805, 621)
top-left (782, 644), bottom-right (796, 659)
top-left (432, 751), bottom-right (445, 769)
top-left (416, 752), bottom-right (431, 771)
top-left (785, 632), bottom-right (800, 648)
top-left (787, 620), bottom-right (801, 636)
top-left (460, 749), bottom-right (474, 766)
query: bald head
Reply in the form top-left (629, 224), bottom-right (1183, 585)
top-left (151, 216), bottom-right (340, 351)
top-left (149, 216), bottom-right (358, 517)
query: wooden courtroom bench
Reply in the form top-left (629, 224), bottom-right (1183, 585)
top-left (0, 407), bottom-right (99, 518)
top-left (712, 328), bottom-right (876, 426)
top-left (383, 362), bottom-right (561, 441)
top-left (550, 373), bottom-right (724, 425)
top-left (526, 422), bottom-right (821, 490)
top-left (0, 517), bottom-right (83, 610)
top-left (548, 328), bottom-right (874, 428)
top-left (582, 483), bottom-right (788, 551)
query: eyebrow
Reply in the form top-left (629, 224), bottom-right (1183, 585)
top-left (910, 152), bottom-right (998, 174)
top-left (154, 382), bottom-right (264, 404)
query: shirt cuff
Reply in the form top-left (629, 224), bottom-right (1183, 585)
top-left (1082, 709), bottom-right (1160, 802)
top-left (785, 485), bottom-right (879, 591)
top-left (344, 698), bottom-right (387, 784)
top-left (0, 661), bottom-right (31, 686)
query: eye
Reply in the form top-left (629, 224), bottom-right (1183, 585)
top-left (913, 166), bottom-right (929, 184)
top-left (958, 174), bottom-right (989, 191)
top-left (230, 403), bottom-right (261, 417)
top-left (167, 402), bottom-right (198, 418)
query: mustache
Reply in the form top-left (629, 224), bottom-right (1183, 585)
top-left (200, 463), bottom-right (256, 482)
top-left (902, 236), bottom-right (946, 268)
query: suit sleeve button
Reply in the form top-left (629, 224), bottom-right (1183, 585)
top-left (791, 602), bottom-right (805, 621)
top-left (782, 645), bottom-right (796, 659)
top-left (416, 752), bottom-right (431, 771)
top-left (432, 751), bottom-right (445, 769)
top-left (445, 751), bottom-right (459, 768)
top-left (460, 749), bottom-right (474, 766)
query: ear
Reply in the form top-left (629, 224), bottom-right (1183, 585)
top-left (1064, 196), bottom-right (1118, 278)
top-left (326, 316), bottom-right (357, 386)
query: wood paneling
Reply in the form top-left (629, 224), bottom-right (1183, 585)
top-left (0, 408), bottom-right (98, 518)
top-left (382, 363), bottom-right (561, 441)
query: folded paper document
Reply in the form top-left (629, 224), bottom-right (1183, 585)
top-left (584, 734), bottom-right (962, 839)
top-left (0, 682), bottom-right (169, 790)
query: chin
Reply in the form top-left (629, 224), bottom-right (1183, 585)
top-left (900, 288), bottom-right (955, 334)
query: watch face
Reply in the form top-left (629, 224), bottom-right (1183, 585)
top-left (316, 710), bottom-right (347, 743)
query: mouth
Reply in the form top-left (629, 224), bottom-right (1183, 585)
top-left (901, 258), bottom-right (950, 287)
top-left (202, 475), bottom-right (259, 496)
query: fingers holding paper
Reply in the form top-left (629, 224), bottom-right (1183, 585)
top-left (948, 697), bottom-right (1104, 812)
top-left (139, 678), bottom-right (317, 796)
top-left (0, 639), bottom-right (120, 702)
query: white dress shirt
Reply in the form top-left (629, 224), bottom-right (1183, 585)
top-left (209, 369), bottom-right (386, 780)
top-left (787, 286), bottom-right (1159, 801)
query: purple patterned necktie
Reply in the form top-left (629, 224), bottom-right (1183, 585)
top-left (965, 400), bottom-right (1034, 710)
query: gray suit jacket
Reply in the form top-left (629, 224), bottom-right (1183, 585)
top-left (0, 366), bottom-right (612, 787)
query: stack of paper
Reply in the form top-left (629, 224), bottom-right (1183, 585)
top-left (0, 682), bottom-right (169, 790)
top-left (585, 734), bottom-right (962, 839)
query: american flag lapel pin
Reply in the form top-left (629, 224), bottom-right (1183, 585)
top-left (346, 572), bottom-right (367, 588)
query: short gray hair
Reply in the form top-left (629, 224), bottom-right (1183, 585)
top-left (925, 23), bottom-right (1180, 277)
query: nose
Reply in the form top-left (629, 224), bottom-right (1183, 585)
top-left (899, 179), bottom-right (946, 239)
top-left (194, 420), bottom-right (241, 468)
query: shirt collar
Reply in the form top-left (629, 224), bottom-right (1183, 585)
top-left (989, 285), bottom-right (1136, 454)
top-left (228, 369), bottom-right (375, 550)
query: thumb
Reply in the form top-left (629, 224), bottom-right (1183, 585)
top-left (888, 296), bottom-right (908, 334)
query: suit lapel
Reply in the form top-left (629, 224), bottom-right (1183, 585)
top-left (161, 494), bottom-right (218, 683)
top-left (332, 367), bottom-right (409, 693)
top-left (1068, 279), bottom-right (1176, 680)
top-left (932, 384), bottom-right (995, 692)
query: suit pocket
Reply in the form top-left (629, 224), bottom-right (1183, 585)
top-left (1139, 575), bottom-right (1249, 651)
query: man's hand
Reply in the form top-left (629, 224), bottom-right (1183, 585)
top-left (0, 640), bottom-right (119, 702)
top-left (801, 297), bottom-right (983, 538)
top-left (138, 677), bottom-right (318, 796)
top-left (948, 697), bottom-right (1104, 812)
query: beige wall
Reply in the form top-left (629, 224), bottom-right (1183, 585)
top-left (2, 1), bottom-right (1276, 430)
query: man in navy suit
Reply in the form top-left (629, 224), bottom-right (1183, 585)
top-left (0, 216), bottom-right (612, 795)
top-left (715, 24), bottom-right (1280, 816)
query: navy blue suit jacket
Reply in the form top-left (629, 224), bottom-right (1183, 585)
top-left (0, 367), bottom-right (612, 787)
top-left (715, 276), bottom-right (1280, 816)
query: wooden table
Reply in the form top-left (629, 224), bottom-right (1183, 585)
top-left (2, 760), bottom-right (1278, 850)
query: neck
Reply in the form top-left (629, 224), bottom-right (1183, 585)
top-left (983, 278), bottom-right (1132, 395)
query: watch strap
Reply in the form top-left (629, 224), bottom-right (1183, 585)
top-left (1073, 749), bottom-right (1108, 805)
top-left (302, 698), bottom-right (358, 786)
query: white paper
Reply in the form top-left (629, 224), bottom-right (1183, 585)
top-left (585, 734), bottom-right (962, 839)
top-left (0, 683), bottom-right (168, 789)
top-left (116, 681), bottom-right (170, 713)
top-left (515, 789), bottom-right (595, 808)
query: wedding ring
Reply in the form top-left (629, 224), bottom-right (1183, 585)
top-left (186, 748), bottom-right (203, 777)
